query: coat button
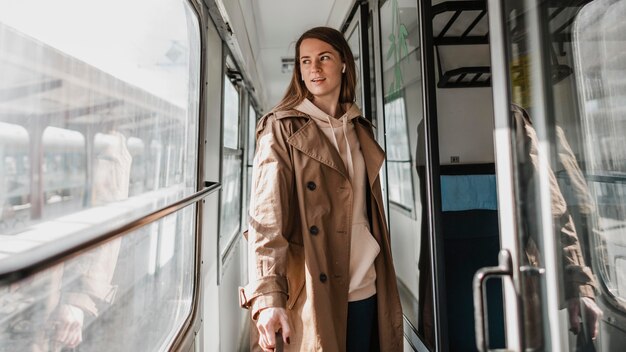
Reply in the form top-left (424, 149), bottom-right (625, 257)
top-left (319, 273), bottom-right (327, 283)
top-left (309, 226), bottom-right (319, 235)
top-left (306, 181), bottom-right (316, 190)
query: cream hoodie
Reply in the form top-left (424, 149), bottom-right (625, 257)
top-left (295, 99), bottom-right (380, 302)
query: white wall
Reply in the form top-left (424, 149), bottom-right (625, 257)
top-left (436, 87), bottom-right (495, 164)
top-left (217, 0), bottom-right (267, 107)
top-left (436, 45), bottom-right (495, 164)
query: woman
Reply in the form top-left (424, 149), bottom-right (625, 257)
top-left (239, 26), bottom-right (403, 352)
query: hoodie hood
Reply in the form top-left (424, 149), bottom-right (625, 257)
top-left (294, 98), bottom-right (362, 127)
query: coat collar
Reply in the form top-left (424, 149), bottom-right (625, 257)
top-left (273, 109), bottom-right (308, 120)
top-left (286, 119), bottom-right (349, 178)
top-left (285, 112), bottom-right (385, 185)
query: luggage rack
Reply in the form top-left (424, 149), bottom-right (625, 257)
top-left (432, 1), bottom-right (488, 46)
top-left (432, 1), bottom-right (490, 88)
top-left (437, 66), bottom-right (491, 89)
top-left (432, 0), bottom-right (589, 88)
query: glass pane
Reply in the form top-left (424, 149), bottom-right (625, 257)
top-left (380, 0), bottom-right (433, 348)
top-left (503, 0), bottom-right (626, 350)
top-left (574, 0), bottom-right (626, 307)
top-left (219, 151), bottom-right (242, 254)
top-left (387, 161), bottom-right (413, 211)
top-left (0, 0), bottom-right (200, 257)
top-left (247, 104), bottom-right (257, 165)
top-left (385, 97), bottom-right (414, 211)
top-left (0, 204), bottom-right (196, 351)
top-left (223, 78), bottom-right (239, 149)
top-left (246, 104), bottom-right (256, 213)
top-left (347, 22), bottom-right (363, 111)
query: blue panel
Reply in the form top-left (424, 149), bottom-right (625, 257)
top-left (440, 174), bottom-right (497, 211)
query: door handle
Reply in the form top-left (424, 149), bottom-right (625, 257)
top-left (473, 249), bottom-right (513, 352)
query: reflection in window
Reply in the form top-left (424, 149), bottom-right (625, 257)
top-left (385, 97), bottom-right (414, 211)
top-left (0, 0), bottom-right (200, 240)
top-left (219, 77), bottom-right (243, 255)
top-left (0, 204), bottom-right (196, 351)
top-left (573, 0), bottom-right (626, 306)
top-left (0, 123), bottom-right (30, 232)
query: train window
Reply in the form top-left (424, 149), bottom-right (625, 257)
top-left (0, 0), bottom-right (200, 242)
top-left (384, 96), bottom-right (414, 212)
top-left (573, 0), bottom-right (626, 308)
top-left (247, 103), bottom-right (258, 165)
top-left (0, 0), bottom-right (201, 350)
top-left (246, 103), bottom-right (258, 206)
top-left (223, 76), bottom-right (240, 150)
top-left (380, 0), bottom-right (420, 216)
top-left (219, 77), bottom-right (243, 256)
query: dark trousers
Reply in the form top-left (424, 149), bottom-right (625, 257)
top-left (346, 294), bottom-right (379, 352)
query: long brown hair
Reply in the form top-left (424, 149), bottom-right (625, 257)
top-left (273, 26), bottom-right (357, 112)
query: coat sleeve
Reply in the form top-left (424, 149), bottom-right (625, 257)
top-left (239, 114), bottom-right (293, 319)
top-left (512, 106), bottom-right (596, 302)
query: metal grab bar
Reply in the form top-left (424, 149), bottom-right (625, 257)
top-left (473, 249), bottom-right (513, 352)
top-left (0, 181), bottom-right (221, 285)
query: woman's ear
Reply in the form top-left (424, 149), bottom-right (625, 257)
top-left (342, 63), bottom-right (346, 73)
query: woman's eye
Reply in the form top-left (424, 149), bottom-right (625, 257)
top-left (301, 59), bottom-right (310, 65)
top-left (321, 55), bottom-right (330, 61)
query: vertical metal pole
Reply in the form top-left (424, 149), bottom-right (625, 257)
top-left (486, 0), bottom-right (524, 350)
top-left (418, 0), bottom-right (448, 350)
top-left (359, 3), bottom-right (373, 120)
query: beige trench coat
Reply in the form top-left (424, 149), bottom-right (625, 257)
top-left (239, 109), bottom-right (403, 351)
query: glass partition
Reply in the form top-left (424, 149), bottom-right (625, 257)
top-left (379, 0), bottom-right (434, 348)
top-left (499, 0), bottom-right (626, 350)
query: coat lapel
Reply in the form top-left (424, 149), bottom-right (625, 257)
top-left (287, 119), bottom-right (349, 178)
top-left (354, 119), bottom-right (385, 187)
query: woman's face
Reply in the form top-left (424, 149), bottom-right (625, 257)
top-left (299, 38), bottom-right (343, 103)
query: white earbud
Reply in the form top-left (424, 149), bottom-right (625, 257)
top-left (342, 64), bottom-right (346, 73)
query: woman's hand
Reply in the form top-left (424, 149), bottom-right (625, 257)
top-left (48, 304), bottom-right (85, 350)
top-left (256, 307), bottom-right (291, 351)
top-left (567, 297), bottom-right (603, 339)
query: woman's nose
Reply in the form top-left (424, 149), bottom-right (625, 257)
top-left (311, 60), bottom-right (321, 72)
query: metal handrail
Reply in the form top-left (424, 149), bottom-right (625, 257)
top-left (0, 181), bottom-right (221, 285)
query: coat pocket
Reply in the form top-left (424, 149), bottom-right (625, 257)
top-left (286, 242), bottom-right (305, 309)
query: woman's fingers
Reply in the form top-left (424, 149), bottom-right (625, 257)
top-left (258, 331), bottom-right (274, 352)
top-left (278, 313), bottom-right (291, 344)
top-left (256, 307), bottom-right (291, 350)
